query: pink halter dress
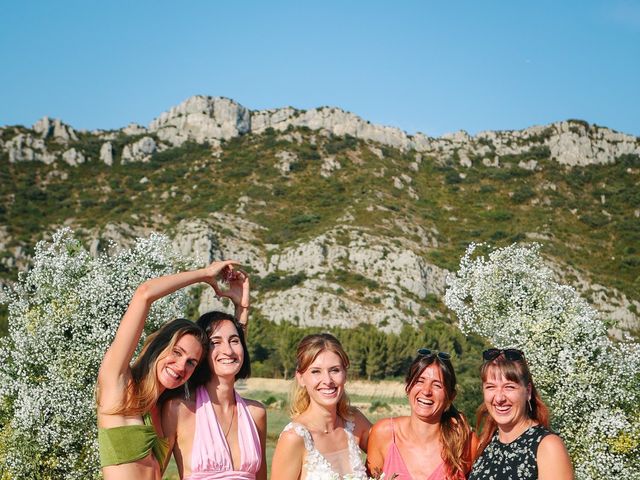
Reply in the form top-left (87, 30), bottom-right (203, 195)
top-left (382, 418), bottom-right (447, 480)
top-left (185, 386), bottom-right (262, 480)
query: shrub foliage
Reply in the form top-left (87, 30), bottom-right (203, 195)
top-left (445, 243), bottom-right (640, 479)
top-left (0, 229), bottom-right (190, 479)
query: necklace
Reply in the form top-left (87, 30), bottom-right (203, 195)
top-left (312, 416), bottom-right (342, 434)
top-left (223, 404), bottom-right (236, 439)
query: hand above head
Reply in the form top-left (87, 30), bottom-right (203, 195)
top-left (214, 267), bottom-right (250, 307)
top-left (202, 260), bottom-right (240, 292)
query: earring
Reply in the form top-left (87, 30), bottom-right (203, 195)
top-left (184, 383), bottom-right (191, 400)
top-left (527, 398), bottom-right (533, 413)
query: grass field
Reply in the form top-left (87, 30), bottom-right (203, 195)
top-left (162, 377), bottom-right (409, 479)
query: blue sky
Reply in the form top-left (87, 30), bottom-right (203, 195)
top-left (1, 0), bottom-right (638, 137)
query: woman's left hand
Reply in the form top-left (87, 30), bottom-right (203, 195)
top-left (214, 268), bottom-right (250, 308)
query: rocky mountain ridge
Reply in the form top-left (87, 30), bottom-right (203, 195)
top-left (2, 95), bottom-right (639, 168)
top-left (1, 96), bottom-right (639, 338)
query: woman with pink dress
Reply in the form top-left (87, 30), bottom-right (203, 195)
top-left (367, 349), bottom-right (477, 480)
top-left (162, 268), bottom-right (266, 480)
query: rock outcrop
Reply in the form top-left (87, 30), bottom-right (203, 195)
top-left (3, 96), bottom-right (639, 169)
top-left (149, 96), bottom-right (251, 146)
top-left (121, 136), bottom-right (157, 164)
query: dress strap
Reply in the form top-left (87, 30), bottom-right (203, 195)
top-left (390, 417), bottom-right (396, 443)
top-left (282, 422), bottom-right (315, 452)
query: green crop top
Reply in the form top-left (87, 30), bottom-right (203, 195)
top-left (98, 412), bottom-right (170, 470)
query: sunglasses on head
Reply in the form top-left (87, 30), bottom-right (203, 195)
top-left (417, 348), bottom-right (451, 361)
top-left (482, 348), bottom-right (524, 362)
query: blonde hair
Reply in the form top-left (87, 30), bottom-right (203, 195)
top-left (289, 333), bottom-right (351, 419)
top-left (105, 318), bottom-right (207, 416)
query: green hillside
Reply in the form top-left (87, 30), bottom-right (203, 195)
top-left (2, 125), bottom-right (639, 299)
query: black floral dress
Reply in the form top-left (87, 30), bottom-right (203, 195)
top-left (468, 425), bottom-right (551, 480)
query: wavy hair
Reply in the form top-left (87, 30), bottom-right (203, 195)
top-left (108, 318), bottom-right (208, 415)
top-left (405, 354), bottom-right (473, 479)
top-left (475, 352), bottom-right (550, 454)
top-left (290, 333), bottom-right (351, 419)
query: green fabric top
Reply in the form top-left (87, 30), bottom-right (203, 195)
top-left (98, 412), bottom-right (170, 470)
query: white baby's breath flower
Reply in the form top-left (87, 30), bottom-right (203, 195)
top-left (0, 228), bottom-right (194, 479)
top-left (445, 243), bottom-right (640, 479)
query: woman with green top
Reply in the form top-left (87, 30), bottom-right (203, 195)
top-left (96, 260), bottom-right (238, 480)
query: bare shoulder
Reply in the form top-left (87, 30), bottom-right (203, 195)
top-left (349, 407), bottom-right (372, 432)
top-left (537, 433), bottom-right (573, 479)
top-left (163, 397), bottom-right (195, 419)
top-left (277, 426), bottom-right (306, 449)
top-left (538, 433), bottom-right (569, 455)
top-left (369, 417), bottom-right (395, 440)
top-left (243, 397), bottom-right (267, 422)
top-left (243, 396), bottom-right (266, 411)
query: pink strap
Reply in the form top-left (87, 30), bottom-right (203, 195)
top-left (186, 386), bottom-right (261, 479)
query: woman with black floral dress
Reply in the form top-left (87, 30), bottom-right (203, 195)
top-left (468, 349), bottom-right (573, 480)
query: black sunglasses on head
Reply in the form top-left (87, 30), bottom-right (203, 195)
top-left (417, 348), bottom-right (451, 361)
top-left (482, 348), bottom-right (524, 362)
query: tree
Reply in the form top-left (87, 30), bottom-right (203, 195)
top-left (0, 228), bottom-right (191, 480)
top-left (444, 243), bottom-right (640, 479)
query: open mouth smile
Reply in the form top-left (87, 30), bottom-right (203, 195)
top-left (318, 387), bottom-right (338, 396)
top-left (493, 404), bottom-right (512, 414)
top-left (416, 397), bottom-right (434, 407)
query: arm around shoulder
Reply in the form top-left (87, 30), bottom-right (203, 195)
top-left (271, 428), bottom-right (305, 480)
top-left (537, 434), bottom-right (573, 480)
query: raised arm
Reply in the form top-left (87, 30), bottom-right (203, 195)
top-left (213, 268), bottom-right (251, 333)
top-left (98, 260), bottom-right (238, 388)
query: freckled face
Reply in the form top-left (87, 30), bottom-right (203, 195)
top-left (296, 351), bottom-right (346, 409)
top-left (208, 320), bottom-right (244, 378)
top-left (483, 367), bottom-right (531, 431)
top-left (156, 334), bottom-right (203, 390)
top-left (408, 364), bottom-right (448, 421)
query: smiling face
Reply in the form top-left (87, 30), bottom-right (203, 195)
top-left (407, 363), bottom-right (449, 421)
top-left (482, 366), bottom-right (531, 432)
top-left (155, 333), bottom-right (203, 390)
top-left (207, 319), bottom-right (244, 378)
top-left (296, 350), bottom-right (347, 409)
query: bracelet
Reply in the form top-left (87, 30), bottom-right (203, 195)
top-left (239, 303), bottom-right (250, 308)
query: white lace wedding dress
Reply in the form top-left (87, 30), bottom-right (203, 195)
top-left (281, 420), bottom-right (368, 480)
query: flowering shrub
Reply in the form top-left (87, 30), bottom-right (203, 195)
top-left (444, 243), bottom-right (640, 479)
top-left (0, 228), bottom-right (192, 480)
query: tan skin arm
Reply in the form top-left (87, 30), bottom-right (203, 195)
top-left (537, 434), bottom-right (574, 480)
top-left (246, 400), bottom-right (267, 480)
top-left (97, 260), bottom-right (238, 411)
top-left (160, 398), bottom-right (181, 475)
top-left (351, 407), bottom-right (373, 452)
top-left (214, 268), bottom-right (250, 333)
top-left (271, 429), bottom-right (306, 480)
top-left (366, 418), bottom-right (393, 477)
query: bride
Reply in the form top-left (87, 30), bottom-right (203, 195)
top-left (271, 333), bottom-right (371, 479)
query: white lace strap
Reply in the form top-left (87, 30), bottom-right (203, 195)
top-left (282, 422), bottom-right (315, 451)
top-left (344, 420), bottom-right (355, 434)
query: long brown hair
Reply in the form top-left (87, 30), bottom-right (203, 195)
top-left (290, 333), bottom-right (351, 419)
top-left (405, 354), bottom-right (472, 479)
top-left (108, 318), bottom-right (208, 416)
top-left (476, 352), bottom-right (550, 454)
